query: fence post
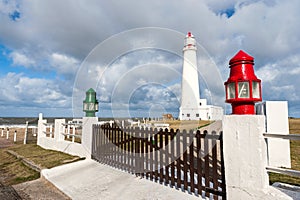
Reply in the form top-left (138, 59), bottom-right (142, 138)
top-left (1, 128), bottom-right (4, 137)
top-left (222, 115), bottom-right (292, 200)
top-left (72, 125), bottom-right (75, 143)
top-left (67, 123), bottom-right (70, 139)
top-left (24, 121), bottom-right (28, 144)
top-left (49, 124), bottom-right (53, 138)
top-left (14, 130), bottom-right (17, 142)
top-left (6, 128), bottom-right (9, 139)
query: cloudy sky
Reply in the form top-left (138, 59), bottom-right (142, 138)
top-left (0, 0), bottom-right (300, 118)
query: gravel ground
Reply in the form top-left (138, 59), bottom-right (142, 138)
top-left (0, 183), bottom-right (22, 200)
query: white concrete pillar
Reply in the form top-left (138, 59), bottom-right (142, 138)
top-left (6, 129), bottom-right (9, 139)
top-left (81, 117), bottom-right (98, 159)
top-left (256, 101), bottom-right (291, 168)
top-left (54, 119), bottom-right (66, 142)
top-left (37, 113), bottom-right (47, 146)
top-left (1, 128), bottom-right (4, 137)
top-left (223, 115), bottom-right (292, 200)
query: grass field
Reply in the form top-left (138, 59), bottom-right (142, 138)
top-left (0, 143), bottom-right (81, 186)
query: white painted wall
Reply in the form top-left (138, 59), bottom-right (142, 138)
top-left (256, 101), bottom-right (291, 168)
top-left (180, 105), bottom-right (223, 120)
top-left (37, 114), bottom-right (92, 158)
top-left (38, 137), bottom-right (88, 158)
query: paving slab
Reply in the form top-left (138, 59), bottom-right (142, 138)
top-left (13, 178), bottom-right (70, 200)
top-left (42, 159), bottom-right (203, 200)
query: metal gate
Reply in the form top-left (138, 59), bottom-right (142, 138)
top-left (92, 123), bottom-right (226, 199)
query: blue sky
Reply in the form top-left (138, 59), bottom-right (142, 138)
top-left (0, 0), bottom-right (300, 118)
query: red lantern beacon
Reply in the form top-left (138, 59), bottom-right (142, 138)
top-left (224, 50), bottom-right (262, 114)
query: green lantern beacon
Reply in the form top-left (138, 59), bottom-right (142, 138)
top-left (83, 88), bottom-right (99, 117)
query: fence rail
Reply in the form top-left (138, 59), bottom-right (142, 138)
top-left (264, 132), bottom-right (300, 178)
top-left (266, 166), bottom-right (300, 178)
top-left (263, 133), bottom-right (300, 140)
top-left (92, 123), bottom-right (226, 199)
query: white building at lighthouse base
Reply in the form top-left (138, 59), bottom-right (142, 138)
top-left (179, 99), bottom-right (223, 121)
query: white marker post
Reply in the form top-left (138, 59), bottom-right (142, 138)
top-left (6, 129), bottom-right (9, 139)
top-left (14, 130), bottom-right (17, 142)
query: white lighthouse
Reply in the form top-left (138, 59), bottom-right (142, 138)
top-left (179, 32), bottom-right (223, 120)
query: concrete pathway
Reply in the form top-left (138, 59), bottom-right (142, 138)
top-left (0, 183), bottom-right (21, 200)
top-left (42, 159), bottom-right (203, 200)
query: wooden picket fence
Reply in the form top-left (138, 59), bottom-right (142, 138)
top-left (92, 123), bottom-right (226, 199)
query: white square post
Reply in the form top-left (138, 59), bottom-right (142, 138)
top-left (81, 117), bottom-right (98, 159)
top-left (256, 101), bottom-right (291, 168)
top-left (54, 119), bottom-right (66, 141)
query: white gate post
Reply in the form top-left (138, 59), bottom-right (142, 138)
top-left (82, 117), bottom-right (98, 159)
top-left (222, 115), bottom-right (292, 200)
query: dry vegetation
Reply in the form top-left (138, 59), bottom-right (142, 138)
top-left (154, 119), bottom-right (211, 130)
top-left (0, 143), bottom-right (82, 186)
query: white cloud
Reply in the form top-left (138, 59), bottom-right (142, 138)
top-left (0, 73), bottom-right (70, 108)
top-left (256, 64), bottom-right (280, 82)
top-left (9, 51), bottom-right (35, 67)
top-left (50, 52), bottom-right (80, 76)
